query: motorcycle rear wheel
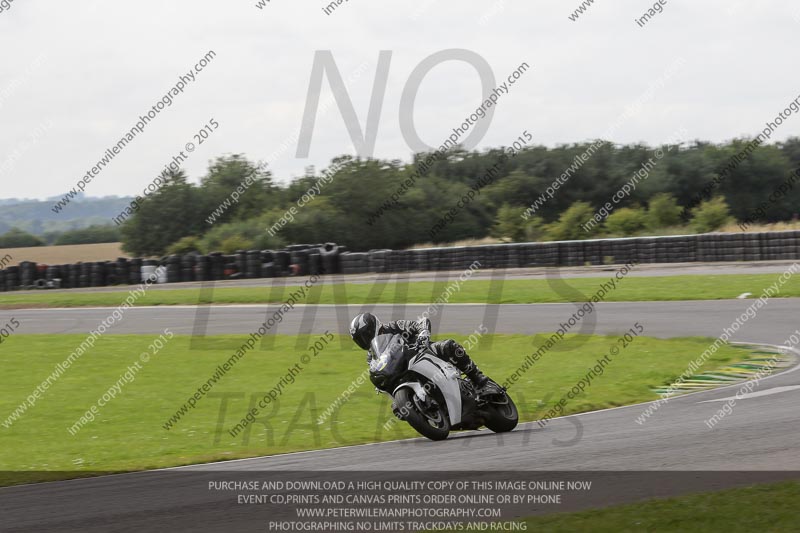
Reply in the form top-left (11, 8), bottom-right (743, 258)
top-left (394, 387), bottom-right (450, 441)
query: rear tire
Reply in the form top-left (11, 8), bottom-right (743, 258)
top-left (484, 392), bottom-right (519, 433)
top-left (394, 387), bottom-right (450, 441)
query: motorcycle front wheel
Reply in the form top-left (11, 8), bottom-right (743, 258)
top-left (484, 390), bottom-right (519, 433)
top-left (394, 387), bottom-right (450, 441)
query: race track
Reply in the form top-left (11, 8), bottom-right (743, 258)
top-left (2, 297), bottom-right (799, 531)
top-left (13, 298), bottom-right (800, 343)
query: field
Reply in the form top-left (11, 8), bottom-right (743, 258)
top-left (0, 332), bottom-right (753, 484)
top-left (0, 242), bottom-right (127, 266)
top-left (0, 272), bottom-right (798, 309)
top-left (489, 481), bottom-right (800, 532)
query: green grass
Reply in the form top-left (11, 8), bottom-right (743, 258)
top-left (0, 333), bottom-right (756, 484)
top-left (484, 481), bottom-right (800, 532)
top-left (0, 272), bottom-right (798, 308)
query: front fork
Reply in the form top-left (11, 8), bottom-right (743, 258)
top-left (390, 381), bottom-right (431, 420)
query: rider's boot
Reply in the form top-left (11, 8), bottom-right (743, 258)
top-left (465, 365), bottom-right (490, 390)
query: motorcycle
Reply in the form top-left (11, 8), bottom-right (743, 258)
top-left (368, 333), bottom-right (518, 441)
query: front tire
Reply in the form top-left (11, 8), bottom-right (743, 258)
top-left (484, 392), bottom-right (519, 433)
top-left (394, 387), bottom-right (450, 441)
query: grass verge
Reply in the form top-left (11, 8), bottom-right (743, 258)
top-left (0, 272), bottom-right (798, 309)
top-left (485, 480), bottom-right (800, 532)
top-left (0, 333), bottom-right (757, 484)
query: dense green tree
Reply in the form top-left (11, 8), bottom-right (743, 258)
top-left (120, 170), bottom-right (205, 256)
top-left (646, 193), bottom-right (682, 229)
top-left (196, 214), bottom-right (285, 253)
top-left (0, 228), bottom-right (44, 248)
top-left (112, 137), bottom-right (800, 254)
top-left (491, 204), bottom-right (529, 242)
top-left (545, 201), bottom-right (598, 241)
top-left (199, 155), bottom-right (281, 224)
top-left (691, 196), bottom-right (733, 233)
top-left (604, 207), bottom-right (648, 236)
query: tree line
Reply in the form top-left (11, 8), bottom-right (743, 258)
top-left (5, 138), bottom-right (799, 255)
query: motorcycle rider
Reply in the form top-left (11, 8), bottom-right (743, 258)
top-left (349, 312), bottom-right (491, 390)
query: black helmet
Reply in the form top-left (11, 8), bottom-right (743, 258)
top-left (350, 313), bottom-right (380, 350)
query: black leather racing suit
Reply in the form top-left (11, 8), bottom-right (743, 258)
top-left (369, 318), bottom-right (482, 379)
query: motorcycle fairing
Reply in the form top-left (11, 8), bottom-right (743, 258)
top-left (394, 352), bottom-right (463, 425)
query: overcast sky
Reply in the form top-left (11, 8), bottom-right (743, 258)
top-left (1, 0), bottom-right (799, 200)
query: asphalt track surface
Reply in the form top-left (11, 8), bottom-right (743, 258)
top-left (12, 299), bottom-right (800, 342)
top-left (2, 288), bottom-right (800, 530)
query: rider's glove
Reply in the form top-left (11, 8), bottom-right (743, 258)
top-left (417, 333), bottom-right (430, 348)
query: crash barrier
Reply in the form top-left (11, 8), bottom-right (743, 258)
top-left (0, 243), bottom-right (345, 291)
top-left (1, 231), bottom-right (799, 291)
top-left (338, 231), bottom-right (800, 274)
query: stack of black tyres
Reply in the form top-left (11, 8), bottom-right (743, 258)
top-left (116, 258), bottom-right (129, 286)
top-left (288, 245), bottom-right (310, 276)
top-left (67, 264), bottom-right (78, 288)
top-left (195, 255), bottom-right (209, 281)
top-left (260, 250), bottom-right (275, 278)
top-left (779, 230), bottom-right (799, 259)
top-left (235, 251), bottom-right (247, 278)
top-left (223, 255), bottom-right (238, 278)
top-left (89, 262), bottom-right (103, 287)
top-left (368, 250), bottom-right (388, 273)
top-left (209, 252), bottom-right (225, 280)
top-left (636, 237), bottom-right (656, 264)
top-left (308, 251), bottom-right (321, 275)
top-left (164, 255), bottom-right (179, 283)
top-left (697, 233), bottom-right (721, 262)
top-left (273, 250), bottom-right (290, 276)
top-left (128, 258), bottom-right (142, 285)
top-left (741, 233), bottom-right (760, 262)
top-left (246, 250), bottom-right (261, 278)
top-left (104, 261), bottom-right (118, 286)
top-left (318, 243), bottom-right (339, 274)
top-left (0, 269), bottom-right (5, 292)
top-left (583, 240), bottom-right (603, 265)
top-left (78, 263), bottom-right (89, 288)
top-left (5, 266), bottom-right (19, 291)
top-left (758, 233), bottom-right (775, 261)
top-left (46, 265), bottom-right (61, 286)
top-left (413, 249), bottom-right (429, 272)
top-left (19, 261), bottom-right (35, 289)
top-left (181, 254), bottom-right (196, 283)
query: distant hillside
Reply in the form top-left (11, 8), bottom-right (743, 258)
top-left (0, 196), bottom-right (134, 235)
